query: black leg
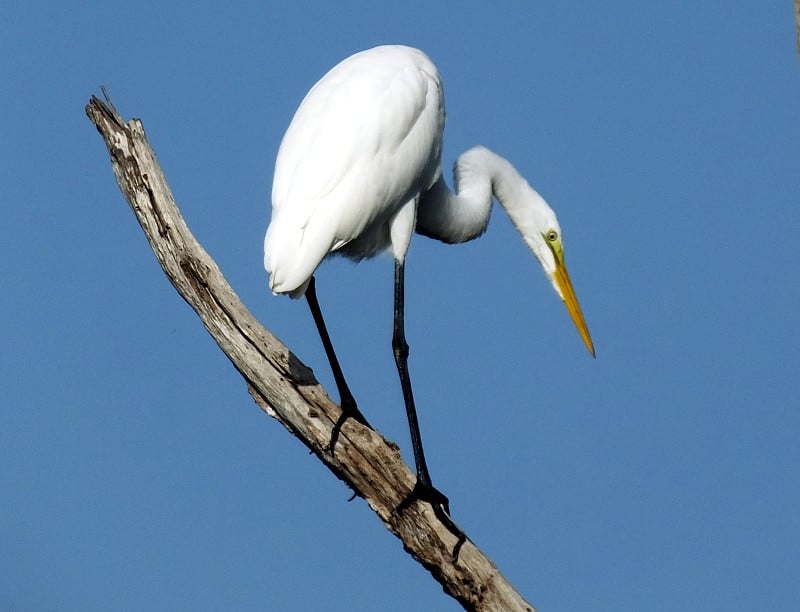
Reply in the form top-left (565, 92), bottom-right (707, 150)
top-left (392, 260), bottom-right (466, 557)
top-left (391, 259), bottom-right (434, 488)
top-left (306, 276), bottom-right (371, 450)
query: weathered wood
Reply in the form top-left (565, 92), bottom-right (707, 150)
top-left (85, 93), bottom-right (536, 612)
top-left (796, 0), bottom-right (800, 56)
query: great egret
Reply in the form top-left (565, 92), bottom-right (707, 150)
top-left (264, 45), bottom-right (594, 529)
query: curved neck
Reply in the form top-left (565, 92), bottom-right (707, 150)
top-left (416, 146), bottom-right (545, 246)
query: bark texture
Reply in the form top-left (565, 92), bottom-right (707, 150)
top-left (796, 0), bottom-right (800, 55)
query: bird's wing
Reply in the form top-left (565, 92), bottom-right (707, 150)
top-left (271, 46), bottom-right (443, 249)
top-left (265, 46), bottom-right (444, 294)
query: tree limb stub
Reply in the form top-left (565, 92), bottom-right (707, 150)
top-left (85, 94), bottom-right (535, 612)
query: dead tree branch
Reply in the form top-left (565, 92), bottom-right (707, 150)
top-left (795, 0), bottom-right (800, 56)
top-left (85, 94), bottom-right (535, 612)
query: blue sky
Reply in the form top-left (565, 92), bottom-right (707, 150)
top-left (2, 2), bottom-right (799, 610)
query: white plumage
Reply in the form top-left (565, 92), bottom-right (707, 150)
top-left (262, 46), bottom-right (594, 529)
top-left (265, 46), bottom-right (444, 298)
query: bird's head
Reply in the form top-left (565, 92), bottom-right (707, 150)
top-left (466, 148), bottom-right (594, 357)
top-left (526, 219), bottom-right (595, 358)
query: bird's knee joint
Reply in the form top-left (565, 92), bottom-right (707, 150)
top-left (392, 337), bottom-right (409, 359)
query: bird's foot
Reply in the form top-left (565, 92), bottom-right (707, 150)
top-left (397, 479), bottom-right (467, 560)
top-left (327, 396), bottom-right (372, 454)
top-left (399, 478), bottom-right (451, 514)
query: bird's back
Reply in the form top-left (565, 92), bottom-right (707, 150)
top-left (264, 45), bottom-right (445, 297)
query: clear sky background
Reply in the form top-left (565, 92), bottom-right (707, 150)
top-left (3, 2), bottom-right (798, 611)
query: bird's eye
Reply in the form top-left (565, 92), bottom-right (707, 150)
top-left (546, 230), bottom-right (558, 242)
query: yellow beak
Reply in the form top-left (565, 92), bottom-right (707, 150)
top-left (553, 258), bottom-right (595, 358)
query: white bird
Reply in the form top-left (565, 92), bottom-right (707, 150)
top-left (264, 45), bottom-right (594, 529)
